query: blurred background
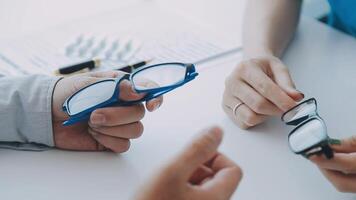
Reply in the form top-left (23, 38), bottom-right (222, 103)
top-left (0, 0), bottom-right (329, 39)
top-left (0, 0), bottom-right (331, 76)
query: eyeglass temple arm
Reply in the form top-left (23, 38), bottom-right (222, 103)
top-left (322, 145), bottom-right (334, 159)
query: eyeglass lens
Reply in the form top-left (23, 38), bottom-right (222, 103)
top-left (289, 119), bottom-right (328, 153)
top-left (282, 99), bottom-right (316, 124)
top-left (68, 80), bottom-right (117, 115)
top-left (132, 64), bottom-right (186, 90)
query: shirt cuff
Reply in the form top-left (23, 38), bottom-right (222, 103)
top-left (0, 75), bottom-right (61, 151)
top-left (29, 75), bottom-right (61, 148)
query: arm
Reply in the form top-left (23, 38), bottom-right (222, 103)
top-left (222, 0), bottom-right (304, 129)
top-left (243, 0), bottom-right (302, 58)
top-left (0, 75), bottom-right (60, 150)
top-left (0, 71), bottom-right (163, 152)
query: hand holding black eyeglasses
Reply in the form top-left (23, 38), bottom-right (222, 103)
top-left (52, 70), bottom-right (163, 152)
top-left (310, 137), bottom-right (356, 193)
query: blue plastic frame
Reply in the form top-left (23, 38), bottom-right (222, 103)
top-left (62, 62), bottom-right (198, 126)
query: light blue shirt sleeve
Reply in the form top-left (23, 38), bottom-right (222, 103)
top-left (0, 74), bottom-right (61, 151)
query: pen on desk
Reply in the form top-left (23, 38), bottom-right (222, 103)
top-left (117, 59), bottom-right (153, 73)
top-left (54, 59), bottom-right (101, 75)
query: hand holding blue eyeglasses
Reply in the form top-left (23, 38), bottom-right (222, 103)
top-left (52, 70), bottom-right (165, 152)
top-left (62, 62), bottom-right (198, 126)
top-left (52, 63), bottom-right (197, 152)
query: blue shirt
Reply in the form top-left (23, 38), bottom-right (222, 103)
top-left (328, 0), bottom-right (356, 37)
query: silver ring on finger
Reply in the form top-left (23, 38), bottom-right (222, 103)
top-left (233, 102), bottom-right (244, 119)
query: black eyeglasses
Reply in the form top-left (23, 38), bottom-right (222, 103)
top-left (281, 98), bottom-right (333, 159)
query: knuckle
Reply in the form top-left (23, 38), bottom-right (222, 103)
top-left (225, 76), bottom-right (241, 96)
top-left (235, 61), bottom-right (250, 76)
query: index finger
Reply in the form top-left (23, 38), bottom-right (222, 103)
top-left (240, 63), bottom-right (296, 112)
top-left (310, 153), bottom-right (356, 174)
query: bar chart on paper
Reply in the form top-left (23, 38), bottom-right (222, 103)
top-left (0, 3), bottom-right (241, 76)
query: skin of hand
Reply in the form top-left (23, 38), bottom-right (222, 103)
top-left (223, 55), bottom-right (304, 129)
top-left (310, 137), bottom-right (356, 193)
top-left (222, 0), bottom-right (304, 129)
top-left (52, 71), bottom-right (163, 152)
top-left (134, 126), bottom-right (242, 200)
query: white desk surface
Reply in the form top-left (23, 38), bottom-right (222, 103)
top-left (1, 1), bottom-right (356, 200)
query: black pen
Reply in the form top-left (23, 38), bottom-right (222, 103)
top-left (117, 59), bottom-right (153, 73)
top-left (54, 59), bottom-right (101, 75)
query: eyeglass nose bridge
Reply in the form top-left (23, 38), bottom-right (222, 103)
top-left (286, 112), bottom-right (320, 126)
top-left (282, 98), bottom-right (318, 126)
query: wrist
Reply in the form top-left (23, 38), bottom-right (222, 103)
top-left (243, 47), bottom-right (279, 60)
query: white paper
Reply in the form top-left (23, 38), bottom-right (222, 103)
top-left (0, 3), bottom-right (241, 76)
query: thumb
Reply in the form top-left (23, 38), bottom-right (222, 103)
top-left (270, 60), bottom-right (304, 102)
top-left (171, 126), bottom-right (223, 181)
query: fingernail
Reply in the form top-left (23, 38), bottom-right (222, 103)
top-left (297, 90), bottom-right (305, 99)
top-left (91, 113), bottom-right (105, 125)
top-left (328, 138), bottom-right (342, 145)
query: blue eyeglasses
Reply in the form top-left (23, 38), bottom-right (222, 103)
top-left (62, 62), bottom-right (198, 126)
